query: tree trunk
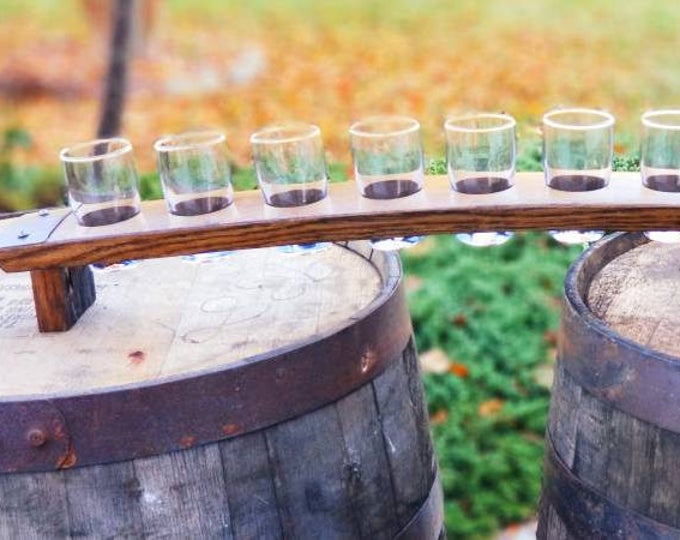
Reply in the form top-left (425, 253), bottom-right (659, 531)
top-left (96, 0), bottom-right (134, 138)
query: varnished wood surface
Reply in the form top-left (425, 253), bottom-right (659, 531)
top-left (0, 244), bottom-right (381, 396)
top-left (1, 172), bottom-right (679, 272)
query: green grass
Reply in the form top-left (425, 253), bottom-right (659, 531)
top-left (403, 234), bottom-right (580, 538)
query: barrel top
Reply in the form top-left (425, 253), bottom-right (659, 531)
top-left (587, 239), bottom-right (680, 359)
top-left (0, 243), bottom-right (385, 398)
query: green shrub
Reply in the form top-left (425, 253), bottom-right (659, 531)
top-left (0, 127), bottom-right (63, 212)
top-left (403, 233), bottom-right (580, 538)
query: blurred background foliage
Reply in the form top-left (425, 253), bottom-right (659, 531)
top-left (0, 0), bottom-right (669, 537)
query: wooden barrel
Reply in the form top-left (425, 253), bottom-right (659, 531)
top-left (538, 232), bottom-right (680, 539)
top-left (0, 242), bottom-right (442, 539)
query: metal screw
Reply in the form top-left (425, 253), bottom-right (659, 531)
top-left (17, 230), bottom-right (29, 240)
top-left (27, 429), bottom-right (48, 448)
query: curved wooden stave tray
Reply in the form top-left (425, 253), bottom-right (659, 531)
top-left (1, 172), bottom-right (679, 332)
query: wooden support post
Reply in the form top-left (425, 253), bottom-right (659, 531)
top-left (29, 266), bottom-right (96, 332)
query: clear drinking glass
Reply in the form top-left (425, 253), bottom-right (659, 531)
top-left (542, 107), bottom-right (615, 245)
top-left (154, 130), bottom-right (234, 216)
top-left (155, 130), bottom-right (235, 263)
top-left (641, 109), bottom-right (680, 243)
top-left (348, 115), bottom-right (424, 251)
top-left (445, 112), bottom-right (516, 247)
top-left (251, 122), bottom-right (330, 253)
top-left (60, 137), bottom-right (141, 227)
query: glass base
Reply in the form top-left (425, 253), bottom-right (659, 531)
top-left (370, 236), bottom-right (423, 251)
top-left (455, 232), bottom-right (513, 247)
top-left (181, 251), bottom-right (232, 264)
top-left (91, 259), bottom-right (140, 272)
top-left (549, 230), bottom-right (604, 245)
top-left (644, 231), bottom-right (680, 243)
top-left (278, 242), bottom-right (332, 254)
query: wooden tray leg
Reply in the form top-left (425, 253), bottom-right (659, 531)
top-left (30, 266), bottom-right (96, 332)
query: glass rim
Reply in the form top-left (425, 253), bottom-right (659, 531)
top-left (348, 115), bottom-right (420, 138)
top-left (641, 109), bottom-right (680, 130)
top-left (444, 112), bottom-right (516, 133)
top-left (60, 137), bottom-right (133, 163)
top-left (154, 130), bottom-right (226, 152)
top-left (250, 122), bottom-right (321, 145)
top-left (542, 107), bottom-right (615, 130)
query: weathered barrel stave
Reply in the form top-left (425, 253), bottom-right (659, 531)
top-left (0, 340), bottom-right (440, 539)
top-left (539, 233), bottom-right (680, 539)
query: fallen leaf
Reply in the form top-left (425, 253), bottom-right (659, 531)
top-left (478, 398), bottom-right (504, 417)
top-left (449, 362), bottom-right (470, 378)
top-left (419, 348), bottom-right (450, 374)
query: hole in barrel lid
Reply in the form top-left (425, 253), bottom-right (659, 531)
top-left (128, 350), bottom-right (146, 365)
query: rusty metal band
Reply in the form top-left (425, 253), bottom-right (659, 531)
top-left (558, 231), bottom-right (680, 434)
top-left (395, 470), bottom-right (444, 540)
top-left (539, 433), bottom-right (679, 539)
top-left (0, 249), bottom-right (412, 474)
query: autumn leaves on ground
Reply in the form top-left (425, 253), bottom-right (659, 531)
top-left (1, 0), bottom-right (679, 175)
top-left (1, 1), bottom-right (678, 538)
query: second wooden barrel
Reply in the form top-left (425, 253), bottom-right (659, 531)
top-left (538, 232), bottom-right (680, 539)
top-left (0, 242), bottom-right (442, 539)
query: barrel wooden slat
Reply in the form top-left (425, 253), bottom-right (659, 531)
top-left (65, 461), bottom-right (144, 538)
top-left (540, 233), bottom-right (680, 538)
top-left (133, 444), bottom-right (230, 537)
top-left (374, 341), bottom-right (437, 528)
top-left (0, 242), bottom-right (442, 538)
top-left (220, 432), bottom-right (283, 539)
top-left (0, 471), bottom-right (69, 538)
top-left (265, 404), bottom-right (360, 539)
top-left (335, 383), bottom-right (400, 540)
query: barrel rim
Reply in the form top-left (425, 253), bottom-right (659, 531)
top-left (0, 241), bottom-right (413, 473)
top-left (565, 231), bottom-right (680, 365)
top-left (560, 231), bottom-right (680, 433)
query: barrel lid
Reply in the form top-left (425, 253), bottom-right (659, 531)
top-left (0, 243), bottom-right (381, 397)
top-left (560, 233), bottom-right (680, 435)
top-left (587, 238), bottom-right (680, 359)
top-left (0, 242), bottom-right (412, 472)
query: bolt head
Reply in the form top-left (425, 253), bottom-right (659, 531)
top-left (27, 429), bottom-right (48, 448)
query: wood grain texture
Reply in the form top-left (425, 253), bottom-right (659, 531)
top-left (0, 244), bottom-right (381, 396)
top-left (0, 339), bottom-right (441, 539)
top-left (29, 265), bottom-right (95, 332)
top-left (540, 235), bottom-right (680, 536)
top-left (1, 172), bottom-right (679, 272)
top-left (220, 432), bottom-right (282, 539)
top-left (588, 240), bottom-right (680, 358)
top-left (0, 469), bottom-right (69, 538)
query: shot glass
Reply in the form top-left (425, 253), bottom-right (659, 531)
top-left (348, 115), bottom-right (424, 251)
top-left (542, 107), bottom-right (615, 245)
top-left (640, 109), bottom-right (680, 243)
top-left (445, 112), bottom-right (516, 247)
top-left (250, 122), bottom-right (330, 253)
top-left (60, 137), bottom-right (141, 227)
top-left (154, 130), bottom-right (234, 216)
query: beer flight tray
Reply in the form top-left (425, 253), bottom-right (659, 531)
top-left (0, 172), bottom-right (678, 332)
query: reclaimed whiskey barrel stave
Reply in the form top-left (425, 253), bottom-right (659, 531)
top-left (538, 233), bottom-right (680, 539)
top-left (0, 242), bottom-right (443, 539)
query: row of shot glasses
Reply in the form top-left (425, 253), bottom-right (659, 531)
top-left (59, 108), bottom-right (680, 254)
